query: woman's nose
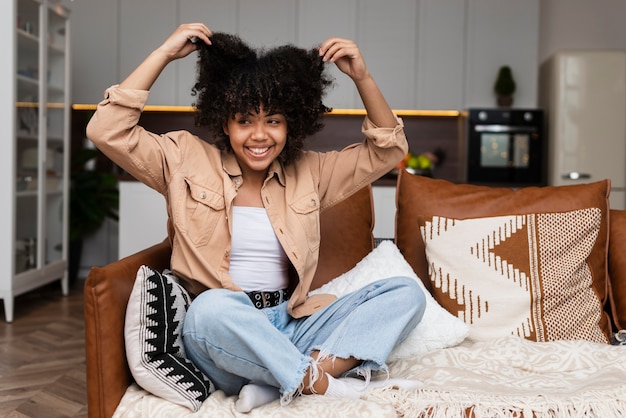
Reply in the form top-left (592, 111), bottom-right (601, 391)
top-left (251, 122), bottom-right (267, 139)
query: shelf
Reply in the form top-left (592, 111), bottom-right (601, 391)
top-left (16, 190), bottom-right (38, 198)
top-left (72, 103), bottom-right (461, 118)
top-left (3, 0), bottom-right (71, 322)
top-left (16, 189), bottom-right (64, 199)
top-left (48, 84), bottom-right (65, 95)
top-left (16, 132), bottom-right (38, 141)
top-left (48, 42), bottom-right (65, 55)
top-left (17, 28), bottom-right (39, 50)
top-left (17, 74), bottom-right (39, 88)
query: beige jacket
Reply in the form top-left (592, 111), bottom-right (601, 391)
top-left (86, 86), bottom-right (408, 317)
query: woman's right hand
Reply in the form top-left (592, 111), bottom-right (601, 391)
top-left (119, 23), bottom-right (212, 91)
top-left (156, 23), bottom-right (213, 62)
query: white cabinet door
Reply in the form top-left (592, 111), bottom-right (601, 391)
top-left (372, 186), bottom-right (397, 239)
top-left (238, 0), bottom-right (296, 47)
top-left (177, 0), bottom-right (238, 106)
top-left (416, 0), bottom-right (466, 110)
top-left (71, 0), bottom-right (541, 109)
top-left (358, 0), bottom-right (418, 110)
top-left (69, 0), bottom-right (118, 104)
top-left (119, 0), bottom-right (177, 105)
top-left (119, 182), bottom-right (168, 259)
top-left (298, 0), bottom-right (358, 110)
top-left (465, 0), bottom-right (540, 109)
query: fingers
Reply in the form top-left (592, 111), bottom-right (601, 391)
top-left (178, 22), bottom-right (213, 46)
top-left (158, 23), bottom-right (213, 60)
top-left (318, 37), bottom-right (360, 62)
top-left (319, 37), bottom-right (369, 81)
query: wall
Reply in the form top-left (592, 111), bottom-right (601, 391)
top-left (70, 0), bottom-right (626, 106)
top-left (69, 0), bottom-right (540, 110)
top-left (539, 0), bottom-right (626, 64)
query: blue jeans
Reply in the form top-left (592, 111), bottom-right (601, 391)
top-left (182, 276), bottom-right (425, 399)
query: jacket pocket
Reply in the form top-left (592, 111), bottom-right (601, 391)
top-left (290, 192), bottom-right (321, 252)
top-left (180, 179), bottom-right (225, 247)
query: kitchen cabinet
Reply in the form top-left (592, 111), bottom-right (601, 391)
top-left (118, 181), bottom-right (167, 259)
top-left (119, 0), bottom-right (177, 106)
top-left (372, 186), bottom-right (397, 239)
top-left (464, 0), bottom-right (540, 108)
top-left (70, 0), bottom-right (540, 110)
top-left (1, 0), bottom-right (71, 322)
top-left (357, 0), bottom-right (419, 109)
top-left (177, 0), bottom-right (238, 106)
top-left (415, 0), bottom-right (466, 110)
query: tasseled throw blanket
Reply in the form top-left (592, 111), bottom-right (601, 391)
top-left (114, 336), bottom-right (626, 417)
top-left (373, 335), bottom-right (626, 417)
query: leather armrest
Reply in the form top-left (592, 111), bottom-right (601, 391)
top-left (84, 239), bottom-right (171, 418)
top-left (609, 209), bottom-right (626, 330)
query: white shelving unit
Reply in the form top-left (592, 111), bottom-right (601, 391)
top-left (1, 0), bottom-right (70, 322)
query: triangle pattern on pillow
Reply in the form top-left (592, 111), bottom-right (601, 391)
top-left (143, 271), bottom-right (190, 358)
top-left (420, 208), bottom-right (606, 343)
top-left (127, 266), bottom-right (215, 411)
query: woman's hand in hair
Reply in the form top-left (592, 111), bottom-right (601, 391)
top-left (119, 23), bottom-right (212, 91)
top-left (156, 23), bottom-right (213, 62)
top-left (318, 38), bottom-right (370, 82)
top-left (320, 38), bottom-right (396, 129)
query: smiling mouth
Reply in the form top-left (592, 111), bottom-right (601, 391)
top-left (248, 146), bottom-right (270, 155)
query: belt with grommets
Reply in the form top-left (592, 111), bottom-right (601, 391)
top-left (246, 289), bottom-right (290, 309)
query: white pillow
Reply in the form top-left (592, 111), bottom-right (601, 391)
top-left (125, 265), bottom-right (215, 411)
top-left (309, 241), bottom-right (469, 361)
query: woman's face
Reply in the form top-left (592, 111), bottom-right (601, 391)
top-left (224, 107), bottom-right (288, 177)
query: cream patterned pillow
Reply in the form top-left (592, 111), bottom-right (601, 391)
top-left (420, 210), bottom-right (606, 342)
top-left (395, 171), bottom-right (613, 344)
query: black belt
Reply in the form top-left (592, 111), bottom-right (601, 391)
top-left (246, 289), bottom-right (290, 309)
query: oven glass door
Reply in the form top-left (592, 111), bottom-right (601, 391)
top-left (468, 124), bottom-right (542, 185)
top-left (480, 132), bottom-right (530, 168)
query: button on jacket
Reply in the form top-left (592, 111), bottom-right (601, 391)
top-left (86, 86), bottom-right (408, 318)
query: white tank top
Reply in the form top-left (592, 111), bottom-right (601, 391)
top-left (229, 206), bottom-right (290, 292)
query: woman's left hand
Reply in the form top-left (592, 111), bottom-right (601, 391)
top-left (319, 38), bottom-right (370, 81)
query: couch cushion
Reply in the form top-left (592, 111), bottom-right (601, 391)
top-left (84, 239), bottom-right (172, 418)
top-left (310, 240), bottom-right (469, 361)
top-left (311, 185), bottom-right (375, 290)
top-left (609, 209), bottom-right (626, 330)
top-left (125, 265), bottom-right (215, 411)
top-left (395, 171), bottom-right (612, 343)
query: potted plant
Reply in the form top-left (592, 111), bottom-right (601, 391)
top-left (494, 65), bottom-right (516, 107)
top-left (69, 147), bottom-right (119, 283)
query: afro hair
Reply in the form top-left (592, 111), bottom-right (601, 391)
top-left (192, 33), bottom-right (333, 165)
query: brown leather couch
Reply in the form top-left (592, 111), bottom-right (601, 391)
top-left (84, 185), bottom-right (376, 418)
top-left (84, 176), bottom-right (626, 417)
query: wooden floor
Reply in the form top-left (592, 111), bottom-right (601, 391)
top-left (0, 280), bottom-right (88, 418)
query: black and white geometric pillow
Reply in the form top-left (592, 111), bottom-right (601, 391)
top-left (125, 265), bottom-right (214, 411)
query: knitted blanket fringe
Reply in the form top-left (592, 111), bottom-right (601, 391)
top-left (368, 387), bottom-right (626, 418)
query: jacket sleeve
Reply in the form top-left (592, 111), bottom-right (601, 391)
top-left (313, 116), bottom-right (408, 210)
top-left (85, 85), bottom-right (186, 194)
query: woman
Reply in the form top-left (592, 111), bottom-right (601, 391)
top-left (87, 23), bottom-right (425, 412)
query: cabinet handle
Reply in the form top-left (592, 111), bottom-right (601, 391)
top-left (562, 172), bottom-right (591, 180)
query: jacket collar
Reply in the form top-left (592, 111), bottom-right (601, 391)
top-left (222, 151), bottom-right (286, 187)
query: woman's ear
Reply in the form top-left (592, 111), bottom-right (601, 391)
top-left (223, 122), bottom-right (229, 136)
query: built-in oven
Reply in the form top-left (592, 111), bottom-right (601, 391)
top-left (462, 108), bottom-right (545, 187)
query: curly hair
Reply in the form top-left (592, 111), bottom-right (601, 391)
top-left (192, 33), bottom-right (333, 165)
